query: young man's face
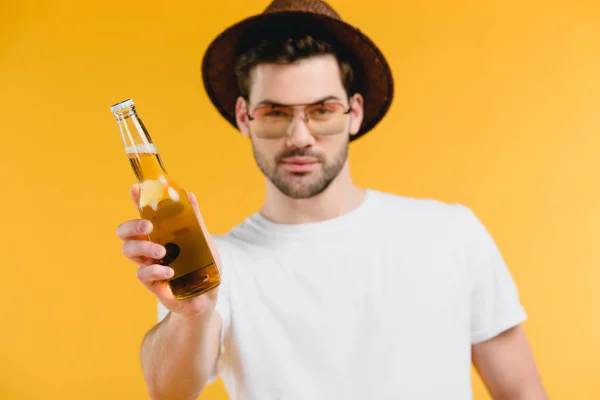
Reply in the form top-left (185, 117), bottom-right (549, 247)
top-left (235, 54), bottom-right (364, 199)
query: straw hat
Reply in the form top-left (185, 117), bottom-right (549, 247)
top-left (201, 0), bottom-right (394, 141)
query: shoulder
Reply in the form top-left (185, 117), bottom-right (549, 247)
top-left (368, 189), bottom-right (478, 228)
top-left (367, 190), bottom-right (495, 256)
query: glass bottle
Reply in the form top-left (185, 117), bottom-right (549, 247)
top-left (110, 98), bottom-right (220, 300)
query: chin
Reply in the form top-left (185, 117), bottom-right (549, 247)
top-left (274, 174), bottom-right (333, 200)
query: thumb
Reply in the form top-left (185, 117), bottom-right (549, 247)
top-left (187, 191), bottom-right (222, 268)
top-left (130, 183), bottom-right (140, 205)
top-left (187, 192), bottom-right (205, 225)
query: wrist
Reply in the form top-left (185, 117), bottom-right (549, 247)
top-left (169, 308), bottom-right (215, 332)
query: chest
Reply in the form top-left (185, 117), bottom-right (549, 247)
top-left (228, 235), bottom-right (472, 350)
top-left (222, 235), bottom-right (475, 398)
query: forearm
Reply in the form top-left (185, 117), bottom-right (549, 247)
top-left (492, 382), bottom-right (549, 400)
top-left (473, 326), bottom-right (548, 400)
top-left (141, 311), bottom-right (221, 400)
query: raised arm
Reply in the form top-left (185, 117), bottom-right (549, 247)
top-left (117, 186), bottom-right (224, 399)
top-left (140, 309), bottom-right (222, 400)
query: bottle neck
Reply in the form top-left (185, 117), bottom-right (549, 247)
top-left (115, 106), bottom-right (152, 149)
top-left (114, 106), bottom-right (167, 182)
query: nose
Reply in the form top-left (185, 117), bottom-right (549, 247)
top-left (286, 115), bottom-right (316, 148)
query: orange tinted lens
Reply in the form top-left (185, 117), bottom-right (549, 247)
top-left (306, 103), bottom-right (347, 136)
top-left (251, 106), bottom-right (292, 138)
top-left (305, 103), bottom-right (345, 121)
top-left (253, 106), bottom-right (293, 121)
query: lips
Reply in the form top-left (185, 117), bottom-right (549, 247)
top-left (280, 157), bottom-right (318, 172)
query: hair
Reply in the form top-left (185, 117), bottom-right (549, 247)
top-left (234, 33), bottom-right (356, 100)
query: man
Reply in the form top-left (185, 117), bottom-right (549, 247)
top-left (116, 0), bottom-right (548, 399)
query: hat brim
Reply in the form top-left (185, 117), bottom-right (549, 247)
top-left (201, 11), bottom-right (394, 142)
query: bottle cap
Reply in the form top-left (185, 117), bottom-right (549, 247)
top-left (110, 99), bottom-right (135, 113)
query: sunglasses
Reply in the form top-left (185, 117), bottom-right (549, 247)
top-left (247, 98), bottom-right (353, 139)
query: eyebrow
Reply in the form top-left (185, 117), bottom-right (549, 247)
top-left (255, 95), bottom-right (343, 108)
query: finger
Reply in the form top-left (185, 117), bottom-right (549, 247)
top-left (187, 192), bottom-right (222, 269)
top-left (122, 240), bottom-right (166, 261)
top-left (129, 255), bottom-right (156, 268)
top-left (130, 183), bottom-right (140, 205)
top-left (116, 219), bottom-right (152, 240)
top-left (187, 192), bottom-right (204, 224)
top-left (137, 264), bottom-right (174, 286)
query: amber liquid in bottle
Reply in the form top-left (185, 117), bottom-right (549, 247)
top-left (111, 99), bottom-right (220, 300)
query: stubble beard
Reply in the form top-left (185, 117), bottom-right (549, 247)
top-left (251, 138), bottom-right (349, 199)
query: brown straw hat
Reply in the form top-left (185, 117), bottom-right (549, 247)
top-left (201, 0), bottom-right (394, 142)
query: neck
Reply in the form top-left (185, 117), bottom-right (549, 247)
top-left (259, 162), bottom-right (366, 225)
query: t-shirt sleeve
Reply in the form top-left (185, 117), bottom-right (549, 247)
top-left (205, 243), bottom-right (232, 384)
top-left (212, 239), bottom-right (233, 371)
top-left (454, 204), bottom-right (528, 344)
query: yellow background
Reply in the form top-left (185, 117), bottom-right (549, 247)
top-left (1, 0), bottom-right (599, 398)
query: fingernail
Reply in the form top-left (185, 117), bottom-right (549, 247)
top-left (139, 220), bottom-right (151, 233)
top-left (152, 245), bottom-right (163, 257)
top-left (166, 268), bottom-right (174, 278)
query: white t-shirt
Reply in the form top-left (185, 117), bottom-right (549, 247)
top-left (157, 189), bottom-right (527, 400)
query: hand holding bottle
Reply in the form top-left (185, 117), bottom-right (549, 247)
top-left (117, 184), bottom-right (221, 319)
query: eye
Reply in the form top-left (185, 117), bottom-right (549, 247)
top-left (308, 104), bottom-right (342, 120)
top-left (265, 110), bottom-right (289, 117)
top-left (313, 107), bottom-right (331, 115)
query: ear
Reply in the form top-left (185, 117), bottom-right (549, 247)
top-left (235, 96), bottom-right (251, 138)
top-left (348, 93), bottom-right (364, 137)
